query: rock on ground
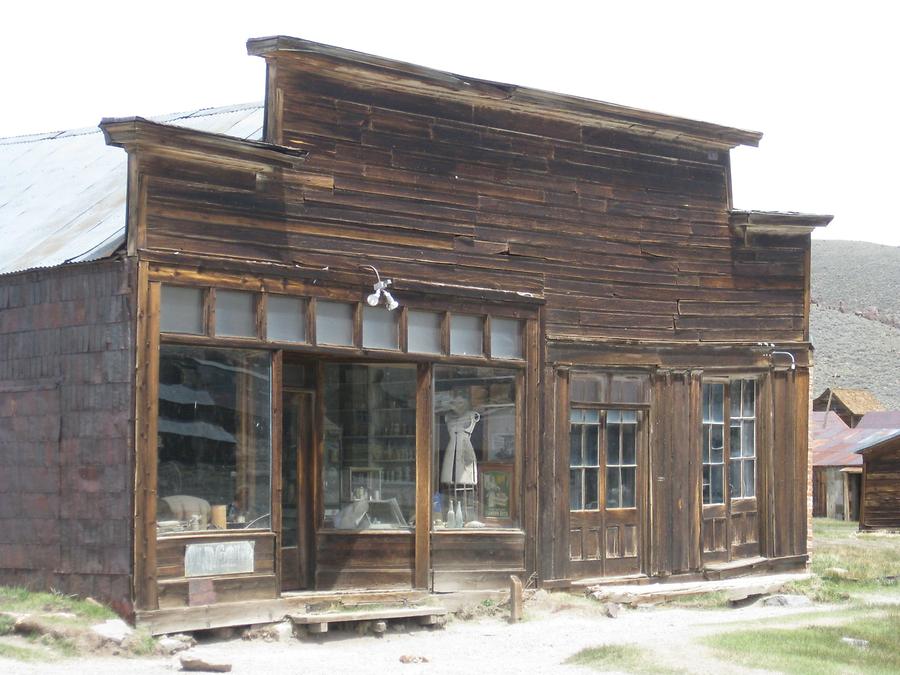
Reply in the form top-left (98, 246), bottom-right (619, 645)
top-left (180, 649), bottom-right (233, 672)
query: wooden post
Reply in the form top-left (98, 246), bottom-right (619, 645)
top-left (414, 363), bottom-right (433, 589)
top-left (509, 574), bottom-right (523, 623)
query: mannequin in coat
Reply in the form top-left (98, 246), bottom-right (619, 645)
top-left (440, 391), bottom-right (481, 486)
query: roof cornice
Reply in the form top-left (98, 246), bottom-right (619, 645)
top-left (99, 117), bottom-right (307, 169)
top-left (247, 35), bottom-right (763, 150)
top-left (730, 210), bottom-right (833, 238)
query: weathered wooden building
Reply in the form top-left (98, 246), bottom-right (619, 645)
top-left (0, 37), bottom-right (831, 632)
top-left (857, 432), bottom-right (900, 531)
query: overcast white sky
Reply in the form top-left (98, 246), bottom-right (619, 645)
top-left (2, 1), bottom-right (897, 245)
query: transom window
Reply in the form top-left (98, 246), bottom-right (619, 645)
top-left (702, 379), bottom-right (757, 505)
top-left (158, 283), bottom-right (526, 361)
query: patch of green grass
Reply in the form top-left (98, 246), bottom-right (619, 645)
top-left (785, 519), bottom-right (900, 603)
top-left (125, 629), bottom-right (160, 656)
top-left (666, 591), bottom-right (731, 609)
top-left (0, 614), bottom-right (14, 635)
top-left (0, 641), bottom-right (48, 662)
top-left (565, 644), bottom-right (684, 674)
top-left (0, 587), bottom-right (115, 622)
top-left (705, 609), bottom-right (900, 674)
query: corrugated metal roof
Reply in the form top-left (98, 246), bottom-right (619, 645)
top-left (857, 411), bottom-right (900, 428)
top-left (810, 411), bottom-right (849, 440)
top-left (812, 427), bottom-right (900, 467)
top-left (0, 103), bottom-right (264, 276)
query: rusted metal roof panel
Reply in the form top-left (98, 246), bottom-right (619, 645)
top-left (812, 427), bottom-right (900, 467)
top-left (857, 411), bottom-right (900, 428)
top-left (0, 103), bottom-right (263, 276)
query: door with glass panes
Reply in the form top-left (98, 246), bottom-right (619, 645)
top-left (700, 379), bottom-right (760, 563)
top-left (569, 408), bottom-right (643, 578)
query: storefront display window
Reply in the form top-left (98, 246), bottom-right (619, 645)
top-left (156, 345), bottom-right (271, 537)
top-left (433, 366), bottom-right (518, 529)
top-left (322, 364), bottom-right (416, 530)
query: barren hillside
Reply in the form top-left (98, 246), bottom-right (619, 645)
top-left (810, 240), bottom-right (900, 409)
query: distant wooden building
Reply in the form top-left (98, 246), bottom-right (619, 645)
top-left (811, 411), bottom-right (858, 520)
top-left (858, 431), bottom-right (900, 530)
top-left (0, 36), bottom-right (831, 633)
top-left (813, 388), bottom-right (885, 428)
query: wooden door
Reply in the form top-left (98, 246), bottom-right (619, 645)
top-left (281, 389), bottom-right (314, 590)
top-left (701, 380), bottom-right (760, 563)
top-left (568, 409), bottom-right (643, 578)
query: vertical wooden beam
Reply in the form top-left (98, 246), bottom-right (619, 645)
top-left (398, 306), bottom-right (409, 353)
top-left (795, 367), bottom-right (810, 555)
top-left (134, 271), bottom-right (160, 610)
top-left (271, 349), bottom-right (283, 593)
top-left (257, 293), bottom-right (268, 342)
top-left (687, 370), bottom-right (702, 572)
top-left (523, 316), bottom-right (541, 579)
top-left (440, 311), bottom-right (450, 356)
top-left (307, 297), bottom-right (317, 346)
top-left (552, 368), bottom-right (570, 581)
top-left (204, 288), bottom-right (217, 337)
top-left (482, 315), bottom-right (492, 359)
top-left (414, 362), bottom-right (433, 589)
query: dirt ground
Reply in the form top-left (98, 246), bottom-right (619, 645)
top-left (1, 588), bottom-right (880, 675)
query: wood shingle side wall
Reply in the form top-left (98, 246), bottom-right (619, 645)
top-left (0, 258), bottom-right (135, 616)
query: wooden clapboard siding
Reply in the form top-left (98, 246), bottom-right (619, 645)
top-left (431, 530), bottom-right (525, 591)
top-left (155, 532), bottom-right (277, 609)
top-left (859, 444), bottom-right (900, 530)
top-left (315, 532), bottom-right (414, 590)
top-left (112, 61), bottom-right (809, 345)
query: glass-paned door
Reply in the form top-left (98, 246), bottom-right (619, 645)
top-left (568, 408), bottom-right (643, 578)
top-left (701, 379), bottom-right (760, 563)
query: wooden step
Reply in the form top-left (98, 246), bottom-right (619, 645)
top-left (288, 606), bottom-right (448, 634)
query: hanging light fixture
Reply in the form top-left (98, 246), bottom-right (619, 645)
top-left (361, 265), bottom-right (399, 311)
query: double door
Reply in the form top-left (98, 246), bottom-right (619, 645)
top-left (568, 409), bottom-right (644, 578)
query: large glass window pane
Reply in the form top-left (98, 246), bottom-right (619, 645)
top-left (743, 380), bottom-right (755, 416)
top-left (216, 290), bottom-right (257, 338)
top-left (267, 295), bottom-right (307, 343)
top-left (585, 425), bottom-right (600, 466)
top-left (449, 314), bottom-right (484, 356)
top-left (408, 310), bottom-right (442, 354)
top-left (157, 346), bottom-right (271, 537)
top-left (570, 470), bottom-right (582, 510)
top-left (710, 465), bottom-right (724, 503)
top-left (730, 381), bottom-right (742, 419)
top-left (743, 460), bottom-right (756, 497)
top-left (621, 467), bottom-right (636, 508)
top-left (729, 460), bottom-right (741, 497)
top-left (362, 305), bottom-right (399, 350)
top-left (711, 384), bottom-right (725, 423)
top-left (491, 317), bottom-right (523, 360)
top-left (606, 424), bottom-right (620, 466)
top-left (622, 423), bottom-right (636, 465)
top-left (742, 421), bottom-right (756, 457)
top-left (570, 427), bottom-right (583, 467)
top-left (322, 364), bottom-right (415, 530)
top-left (160, 285), bottom-right (203, 335)
top-left (434, 366), bottom-right (517, 528)
top-left (584, 468), bottom-right (600, 510)
top-left (606, 468), bottom-right (621, 508)
top-left (316, 301), bottom-right (354, 346)
top-left (730, 425), bottom-right (742, 458)
top-left (710, 425), bottom-right (724, 463)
